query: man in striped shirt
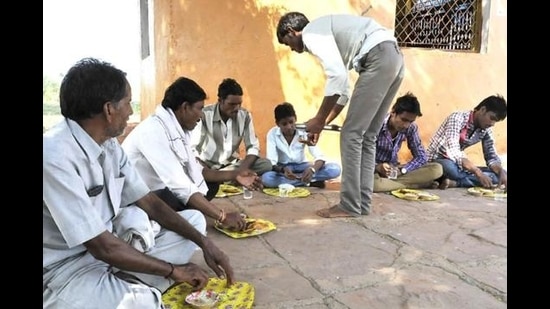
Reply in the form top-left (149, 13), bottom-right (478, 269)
top-left (192, 78), bottom-right (272, 176)
top-left (373, 93), bottom-right (443, 192)
top-left (426, 95), bottom-right (507, 190)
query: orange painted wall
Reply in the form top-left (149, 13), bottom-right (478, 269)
top-left (140, 0), bottom-right (507, 167)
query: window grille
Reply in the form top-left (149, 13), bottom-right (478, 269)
top-left (394, 0), bottom-right (481, 51)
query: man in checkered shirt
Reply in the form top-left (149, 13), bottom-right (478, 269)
top-left (426, 95), bottom-right (507, 190)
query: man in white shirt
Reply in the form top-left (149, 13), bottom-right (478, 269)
top-left (262, 102), bottom-right (341, 188)
top-left (276, 12), bottom-right (405, 218)
top-left (192, 78), bottom-right (272, 175)
top-left (43, 59), bottom-right (234, 308)
top-left (122, 77), bottom-right (263, 231)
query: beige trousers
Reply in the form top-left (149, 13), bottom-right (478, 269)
top-left (373, 162), bottom-right (443, 192)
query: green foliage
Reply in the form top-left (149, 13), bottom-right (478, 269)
top-left (43, 75), bottom-right (60, 104)
top-left (42, 74), bottom-right (141, 118)
top-left (131, 101), bottom-right (141, 114)
top-left (43, 75), bottom-right (61, 115)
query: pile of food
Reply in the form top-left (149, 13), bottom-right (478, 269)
top-left (185, 289), bottom-right (219, 308)
top-left (214, 218), bottom-right (277, 238)
top-left (242, 219), bottom-right (270, 233)
top-left (215, 184), bottom-right (243, 197)
top-left (394, 189), bottom-right (436, 201)
top-left (467, 187), bottom-right (504, 197)
top-left (221, 185), bottom-right (240, 194)
top-left (278, 184), bottom-right (295, 197)
top-left (262, 187), bottom-right (311, 198)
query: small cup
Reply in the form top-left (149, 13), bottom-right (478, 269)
top-left (278, 184), bottom-right (295, 197)
top-left (185, 290), bottom-right (219, 309)
top-left (297, 130), bottom-right (309, 144)
top-left (243, 187), bottom-right (253, 199)
top-left (388, 165), bottom-right (398, 179)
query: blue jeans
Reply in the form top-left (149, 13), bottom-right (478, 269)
top-left (434, 158), bottom-right (499, 187)
top-left (261, 162), bottom-right (341, 188)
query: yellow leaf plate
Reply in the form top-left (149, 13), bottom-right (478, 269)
top-left (467, 187), bottom-right (507, 198)
top-left (215, 184), bottom-right (243, 198)
top-left (391, 188), bottom-right (440, 201)
top-left (215, 218), bottom-right (276, 239)
top-left (163, 277), bottom-right (254, 309)
top-left (262, 187), bottom-right (311, 198)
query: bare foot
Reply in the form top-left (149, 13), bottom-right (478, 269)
top-left (316, 205), bottom-right (356, 218)
top-left (438, 178), bottom-right (450, 190)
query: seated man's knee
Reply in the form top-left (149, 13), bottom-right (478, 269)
top-left (116, 286), bottom-right (163, 309)
top-left (261, 172), bottom-right (278, 188)
top-left (255, 159), bottom-right (274, 175)
top-left (326, 163), bottom-right (342, 178)
top-left (429, 163), bottom-right (444, 179)
top-left (178, 209), bottom-right (207, 234)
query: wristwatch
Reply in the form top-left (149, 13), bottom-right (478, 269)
top-left (400, 167), bottom-right (407, 175)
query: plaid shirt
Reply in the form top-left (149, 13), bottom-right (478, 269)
top-left (426, 110), bottom-right (501, 168)
top-left (375, 114), bottom-right (427, 172)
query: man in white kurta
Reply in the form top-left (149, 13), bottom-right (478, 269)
top-left (43, 58), bottom-right (234, 309)
top-left (122, 77), bottom-right (262, 231)
top-left (43, 118), bottom-right (205, 309)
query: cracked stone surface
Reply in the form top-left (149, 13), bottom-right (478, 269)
top-left (188, 184), bottom-right (507, 308)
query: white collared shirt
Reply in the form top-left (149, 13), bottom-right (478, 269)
top-left (43, 118), bottom-right (149, 268)
top-left (265, 126), bottom-right (326, 165)
top-left (122, 106), bottom-right (207, 204)
top-left (302, 14), bottom-right (397, 106)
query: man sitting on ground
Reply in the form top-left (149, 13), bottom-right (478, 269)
top-left (262, 102), bottom-right (341, 188)
top-left (426, 94), bottom-right (507, 190)
top-left (192, 78), bottom-right (272, 177)
top-left (122, 77), bottom-right (263, 231)
top-left (371, 92), bottom-right (443, 192)
top-left (43, 58), bottom-right (234, 308)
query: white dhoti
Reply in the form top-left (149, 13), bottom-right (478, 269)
top-left (43, 209), bottom-right (206, 309)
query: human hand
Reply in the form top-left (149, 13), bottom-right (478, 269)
top-left (378, 163), bottom-right (392, 178)
top-left (283, 167), bottom-right (298, 180)
top-left (298, 131), bottom-right (318, 146)
top-left (301, 166), bottom-right (315, 184)
top-left (201, 238), bottom-right (235, 285)
top-left (498, 170), bottom-right (507, 191)
top-left (476, 172), bottom-right (493, 188)
top-left (235, 170), bottom-right (263, 191)
top-left (170, 262), bottom-right (210, 291)
top-left (374, 163), bottom-right (383, 176)
top-left (251, 175), bottom-right (264, 190)
top-left (305, 117), bottom-right (324, 138)
top-left (306, 133), bottom-right (319, 145)
top-left (220, 211), bottom-right (247, 231)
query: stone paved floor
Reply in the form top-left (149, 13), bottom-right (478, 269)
top-left (187, 183), bottom-right (507, 309)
